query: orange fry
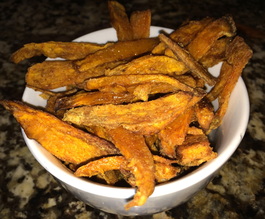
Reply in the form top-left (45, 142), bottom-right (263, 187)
top-left (63, 91), bottom-right (204, 135)
top-left (209, 36), bottom-right (253, 130)
top-left (199, 37), bottom-right (232, 68)
top-left (195, 97), bottom-right (215, 133)
top-left (75, 156), bottom-right (127, 177)
top-left (107, 127), bottom-right (155, 209)
top-left (130, 9), bottom-right (151, 39)
top-left (105, 55), bottom-right (186, 76)
top-left (158, 107), bottom-right (194, 158)
top-left (11, 41), bottom-right (113, 63)
top-left (80, 74), bottom-right (195, 93)
top-left (175, 134), bottom-right (217, 166)
top-left (75, 38), bottom-right (159, 72)
top-left (108, 0), bottom-right (134, 41)
top-left (152, 17), bottom-right (213, 54)
top-left (55, 91), bottom-right (137, 111)
top-left (26, 60), bottom-right (78, 90)
top-left (159, 34), bottom-right (217, 86)
top-left (187, 16), bottom-right (236, 60)
top-left (0, 100), bottom-right (119, 165)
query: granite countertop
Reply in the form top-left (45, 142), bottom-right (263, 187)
top-left (1, 0), bottom-right (265, 218)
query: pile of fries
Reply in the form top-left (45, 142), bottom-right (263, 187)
top-left (1, 1), bottom-right (252, 210)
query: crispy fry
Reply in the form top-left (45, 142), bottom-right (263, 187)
top-left (208, 36), bottom-right (253, 130)
top-left (0, 100), bottom-right (119, 165)
top-left (63, 91), bottom-right (203, 135)
top-left (26, 60), bottom-right (78, 90)
top-left (11, 41), bottom-right (113, 63)
top-left (187, 126), bottom-right (204, 135)
top-left (130, 10), bottom-right (151, 39)
top-left (174, 75), bottom-right (197, 88)
top-left (175, 134), bottom-right (217, 166)
top-left (105, 55), bottom-right (186, 76)
top-left (55, 91), bottom-right (137, 111)
top-left (75, 156), bottom-right (127, 178)
top-left (45, 88), bottom-right (78, 117)
top-left (75, 38), bottom-right (160, 72)
top-left (159, 34), bottom-right (217, 86)
top-left (75, 154), bottom-right (181, 185)
top-left (154, 162), bottom-right (181, 183)
top-left (80, 74), bottom-right (195, 93)
top-left (158, 107), bottom-right (195, 158)
top-left (107, 127), bottom-right (155, 209)
top-left (74, 60), bottom-right (127, 84)
top-left (195, 97), bottom-right (215, 132)
top-left (152, 17), bottom-right (213, 54)
top-left (108, 0), bottom-right (134, 41)
top-left (199, 37), bottom-right (232, 68)
top-left (187, 16), bottom-right (236, 61)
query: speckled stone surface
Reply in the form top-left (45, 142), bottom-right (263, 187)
top-left (0, 0), bottom-right (265, 218)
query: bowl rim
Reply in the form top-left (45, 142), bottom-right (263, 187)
top-left (22, 26), bottom-right (250, 199)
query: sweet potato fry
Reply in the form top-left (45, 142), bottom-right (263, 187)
top-left (199, 37), bottom-right (232, 68)
top-left (11, 41), bottom-right (113, 63)
top-left (45, 88), bottom-right (78, 117)
top-left (75, 156), bottom-right (128, 178)
top-left (75, 37), bottom-right (160, 72)
top-left (152, 17), bottom-right (213, 55)
top-left (26, 60), bottom-right (78, 90)
top-left (0, 100), bottom-right (119, 165)
top-left (130, 10), bottom-right (151, 39)
top-left (195, 97), bottom-right (215, 133)
top-left (74, 60), bottom-right (127, 85)
top-left (105, 55), bottom-right (186, 76)
top-left (159, 34), bottom-right (217, 86)
top-left (63, 91), bottom-right (204, 135)
top-left (107, 127), bottom-right (155, 209)
top-left (187, 126), bottom-right (204, 135)
top-left (75, 155), bottom-right (181, 185)
top-left (108, 0), bottom-right (134, 41)
top-left (55, 91), bottom-right (137, 111)
top-left (208, 36), bottom-right (253, 130)
top-left (80, 74), bottom-right (195, 93)
top-left (158, 107), bottom-right (195, 158)
top-left (175, 134), bottom-right (217, 166)
top-left (187, 16), bottom-right (236, 61)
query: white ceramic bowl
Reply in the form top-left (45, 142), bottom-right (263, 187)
top-left (21, 27), bottom-right (250, 216)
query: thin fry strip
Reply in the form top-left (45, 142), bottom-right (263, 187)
top-left (55, 91), bottom-right (137, 110)
top-left (0, 100), bottom-right (119, 165)
top-left (159, 34), bottom-right (217, 86)
top-left (107, 127), bottom-right (155, 209)
top-left (75, 155), bottom-right (181, 184)
top-left (187, 16), bottom-right (236, 61)
top-left (175, 134), bottom-right (217, 166)
top-left (199, 37), bottom-right (232, 68)
top-left (75, 38), bottom-right (160, 72)
top-left (209, 36), bottom-right (253, 130)
top-left (80, 74), bottom-right (194, 93)
top-left (158, 107), bottom-right (194, 158)
top-left (152, 17), bottom-right (213, 55)
top-left (11, 41), bottom-right (113, 63)
top-left (75, 156), bottom-right (127, 177)
top-left (130, 10), bottom-right (151, 39)
top-left (105, 55), bottom-right (186, 76)
top-left (108, 0), bottom-right (134, 41)
top-left (26, 60), bottom-right (78, 90)
top-left (63, 92), bottom-right (204, 135)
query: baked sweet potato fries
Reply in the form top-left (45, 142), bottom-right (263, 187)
top-left (1, 1), bottom-right (252, 210)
